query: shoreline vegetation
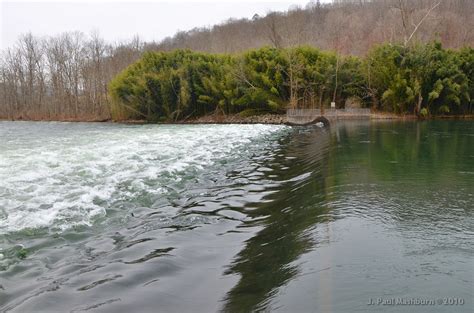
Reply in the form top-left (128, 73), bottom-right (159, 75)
top-left (0, 1), bottom-right (472, 122)
top-left (108, 43), bottom-right (472, 123)
top-left (1, 38), bottom-right (472, 125)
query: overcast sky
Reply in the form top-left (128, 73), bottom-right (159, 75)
top-left (1, 0), bottom-right (332, 50)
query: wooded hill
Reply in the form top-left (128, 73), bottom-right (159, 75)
top-left (153, 0), bottom-right (473, 55)
top-left (0, 0), bottom-right (472, 121)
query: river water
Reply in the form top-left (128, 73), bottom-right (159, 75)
top-left (0, 120), bottom-right (472, 312)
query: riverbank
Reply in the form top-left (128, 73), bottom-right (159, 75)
top-left (183, 113), bottom-right (287, 124)
top-left (2, 113), bottom-right (473, 124)
top-left (148, 112), bottom-right (474, 124)
top-left (369, 112), bottom-right (474, 120)
top-left (0, 116), bottom-right (111, 123)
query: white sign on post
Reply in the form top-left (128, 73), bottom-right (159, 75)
top-left (331, 102), bottom-right (336, 109)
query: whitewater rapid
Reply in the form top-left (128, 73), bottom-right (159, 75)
top-left (0, 122), bottom-right (288, 234)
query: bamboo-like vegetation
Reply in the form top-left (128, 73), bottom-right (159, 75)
top-left (109, 43), bottom-right (473, 121)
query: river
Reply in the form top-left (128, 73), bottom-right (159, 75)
top-left (0, 120), bottom-right (472, 312)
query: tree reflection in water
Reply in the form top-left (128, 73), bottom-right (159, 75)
top-left (222, 125), bottom-right (334, 312)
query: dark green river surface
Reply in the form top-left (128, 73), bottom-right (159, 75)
top-left (0, 120), bottom-right (472, 313)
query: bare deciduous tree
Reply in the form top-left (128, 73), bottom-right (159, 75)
top-left (0, 32), bottom-right (142, 120)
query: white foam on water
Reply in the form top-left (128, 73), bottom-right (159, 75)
top-left (0, 123), bottom-right (287, 234)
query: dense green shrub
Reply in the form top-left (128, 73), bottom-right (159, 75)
top-left (366, 42), bottom-right (473, 115)
top-left (109, 43), bottom-right (473, 121)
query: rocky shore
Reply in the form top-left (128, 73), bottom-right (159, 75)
top-left (4, 112), bottom-right (472, 125)
top-left (182, 113), bottom-right (287, 124)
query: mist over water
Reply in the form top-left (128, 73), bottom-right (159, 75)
top-left (0, 120), bottom-right (472, 312)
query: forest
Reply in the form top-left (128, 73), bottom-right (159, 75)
top-left (0, 0), bottom-right (473, 121)
top-left (109, 43), bottom-right (473, 121)
top-left (0, 33), bottom-right (142, 120)
top-left (155, 0), bottom-right (473, 55)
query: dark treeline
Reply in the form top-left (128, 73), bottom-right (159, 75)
top-left (109, 46), bottom-right (361, 121)
top-left (0, 0), bottom-right (473, 121)
top-left (110, 43), bottom-right (473, 121)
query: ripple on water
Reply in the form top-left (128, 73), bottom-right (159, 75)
top-left (0, 123), bottom-right (288, 235)
top-left (1, 120), bottom-right (472, 313)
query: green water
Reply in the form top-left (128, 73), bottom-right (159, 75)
top-left (0, 120), bottom-right (472, 312)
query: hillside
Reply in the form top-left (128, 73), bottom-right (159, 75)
top-left (151, 0), bottom-right (473, 55)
